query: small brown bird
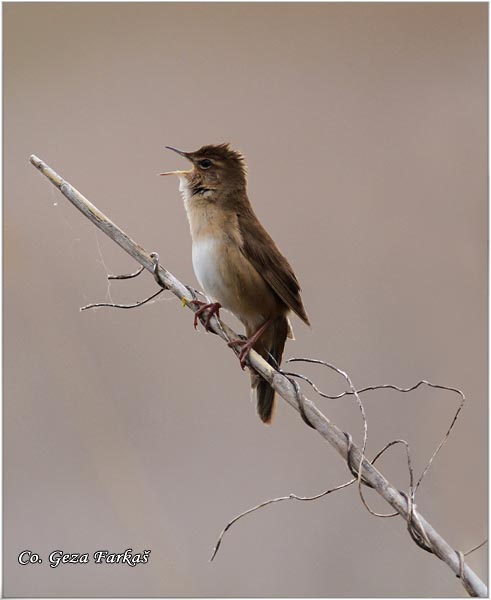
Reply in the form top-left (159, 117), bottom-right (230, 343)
top-left (160, 143), bottom-right (309, 423)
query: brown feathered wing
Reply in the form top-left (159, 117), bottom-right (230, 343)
top-left (237, 209), bottom-right (309, 423)
top-left (237, 210), bottom-right (310, 325)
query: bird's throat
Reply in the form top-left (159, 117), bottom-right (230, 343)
top-left (177, 173), bottom-right (214, 205)
top-left (176, 173), bottom-right (191, 203)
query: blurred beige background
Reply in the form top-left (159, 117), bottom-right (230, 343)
top-left (4, 2), bottom-right (487, 597)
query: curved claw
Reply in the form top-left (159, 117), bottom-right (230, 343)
top-left (227, 338), bottom-right (255, 369)
top-left (192, 301), bottom-right (221, 331)
top-left (227, 319), bottom-right (273, 370)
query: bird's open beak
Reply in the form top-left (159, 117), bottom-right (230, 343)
top-left (159, 169), bottom-right (191, 176)
top-left (159, 146), bottom-right (194, 176)
top-left (165, 146), bottom-right (189, 158)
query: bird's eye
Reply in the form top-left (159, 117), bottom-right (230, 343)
top-left (198, 159), bottom-right (212, 169)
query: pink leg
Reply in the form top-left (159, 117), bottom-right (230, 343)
top-left (192, 301), bottom-right (221, 331)
top-left (228, 318), bottom-right (273, 369)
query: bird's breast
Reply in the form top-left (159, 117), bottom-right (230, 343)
top-left (191, 234), bottom-right (281, 327)
top-left (192, 237), bottom-right (223, 298)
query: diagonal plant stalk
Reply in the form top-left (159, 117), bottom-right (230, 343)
top-left (29, 154), bottom-right (487, 597)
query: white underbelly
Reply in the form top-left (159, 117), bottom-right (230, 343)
top-left (192, 237), bottom-right (227, 303)
top-left (192, 236), bottom-right (274, 328)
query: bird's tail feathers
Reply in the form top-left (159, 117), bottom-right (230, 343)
top-left (250, 315), bottom-right (289, 424)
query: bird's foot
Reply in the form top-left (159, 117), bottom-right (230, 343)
top-left (227, 318), bottom-right (273, 370)
top-left (227, 337), bottom-right (255, 370)
top-left (191, 301), bottom-right (221, 331)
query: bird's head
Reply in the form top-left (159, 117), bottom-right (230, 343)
top-left (160, 143), bottom-right (247, 199)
